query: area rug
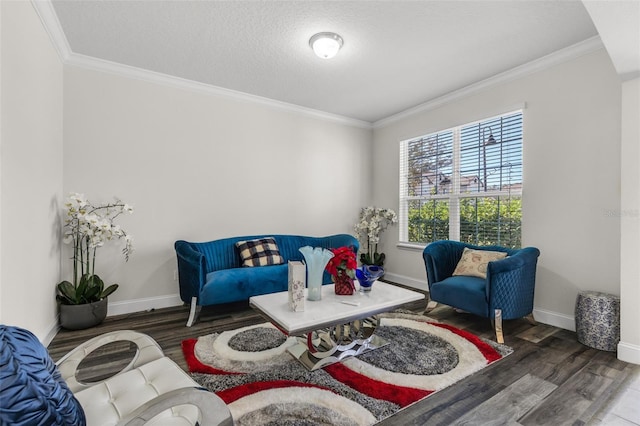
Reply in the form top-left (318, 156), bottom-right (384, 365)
top-left (181, 311), bottom-right (512, 425)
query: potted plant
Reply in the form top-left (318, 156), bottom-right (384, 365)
top-left (354, 206), bottom-right (398, 267)
top-left (57, 193), bottom-right (133, 330)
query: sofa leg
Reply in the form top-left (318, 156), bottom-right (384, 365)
top-left (186, 297), bottom-right (201, 327)
top-left (494, 309), bottom-right (504, 344)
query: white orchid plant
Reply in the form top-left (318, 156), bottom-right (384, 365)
top-left (57, 193), bottom-right (133, 305)
top-left (354, 206), bottom-right (398, 266)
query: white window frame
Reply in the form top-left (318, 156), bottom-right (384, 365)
top-left (399, 110), bottom-right (523, 246)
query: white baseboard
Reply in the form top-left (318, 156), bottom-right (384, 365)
top-left (107, 294), bottom-right (184, 316)
top-left (618, 341), bottom-right (640, 365)
top-left (51, 289), bottom-right (640, 366)
top-left (383, 272), bottom-right (429, 292)
top-left (44, 294), bottom-right (184, 346)
top-left (531, 307), bottom-right (576, 331)
top-left (43, 321), bottom-right (61, 346)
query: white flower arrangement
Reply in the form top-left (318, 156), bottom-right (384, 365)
top-left (57, 193), bottom-right (134, 305)
top-left (354, 206), bottom-right (398, 266)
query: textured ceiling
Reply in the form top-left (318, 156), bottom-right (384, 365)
top-left (50, 0), bottom-right (599, 123)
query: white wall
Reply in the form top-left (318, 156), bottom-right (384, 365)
top-left (3, 2), bottom-right (636, 363)
top-left (619, 76), bottom-right (640, 364)
top-left (0, 1), bottom-right (64, 341)
top-left (373, 48), bottom-right (622, 331)
top-left (63, 66), bottom-right (373, 314)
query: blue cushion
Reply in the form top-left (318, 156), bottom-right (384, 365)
top-left (0, 325), bottom-right (86, 426)
top-left (430, 276), bottom-right (489, 317)
top-left (202, 263), bottom-right (335, 306)
top-left (203, 264), bottom-right (290, 305)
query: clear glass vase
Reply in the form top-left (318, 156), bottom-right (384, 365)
top-left (299, 246), bottom-right (334, 301)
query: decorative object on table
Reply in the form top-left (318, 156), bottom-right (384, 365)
top-left (182, 312), bottom-right (512, 425)
top-left (575, 291), bottom-right (620, 352)
top-left (287, 261), bottom-right (305, 312)
top-left (56, 192), bottom-right (133, 330)
top-left (326, 246), bottom-right (357, 295)
top-left (355, 264), bottom-right (385, 292)
top-left (354, 206), bottom-right (398, 266)
top-left (299, 246), bottom-right (334, 301)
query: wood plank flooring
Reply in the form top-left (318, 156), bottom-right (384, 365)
top-left (47, 283), bottom-right (640, 425)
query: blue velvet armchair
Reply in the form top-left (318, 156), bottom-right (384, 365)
top-left (422, 240), bottom-right (540, 343)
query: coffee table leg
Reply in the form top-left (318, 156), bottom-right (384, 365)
top-left (288, 317), bottom-right (388, 371)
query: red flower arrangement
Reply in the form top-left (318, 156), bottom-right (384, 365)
top-left (325, 246), bottom-right (357, 280)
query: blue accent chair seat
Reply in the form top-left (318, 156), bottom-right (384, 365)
top-left (423, 240), bottom-right (540, 343)
top-left (175, 234), bottom-right (358, 326)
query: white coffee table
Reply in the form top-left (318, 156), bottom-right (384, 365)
top-left (249, 282), bottom-right (425, 370)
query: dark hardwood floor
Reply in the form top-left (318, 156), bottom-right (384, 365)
top-left (48, 283), bottom-right (639, 425)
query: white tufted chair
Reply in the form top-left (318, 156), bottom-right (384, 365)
top-left (55, 330), bottom-right (232, 426)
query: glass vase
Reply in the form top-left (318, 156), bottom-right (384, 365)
top-left (355, 265), bottom-right (385, 292)
top-left (299, 246), bottom-right (334, 301)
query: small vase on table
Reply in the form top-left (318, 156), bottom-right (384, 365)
top-left (355, 265), bottom-right (385, 292)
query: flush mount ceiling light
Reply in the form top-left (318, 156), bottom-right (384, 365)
top-left (309, 32), bottom-right (344, 59)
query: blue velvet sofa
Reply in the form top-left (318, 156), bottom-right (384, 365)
top-left (175, 234), bottom-right (359, 326)
top-left (423, 240), bottom-right (540, 343)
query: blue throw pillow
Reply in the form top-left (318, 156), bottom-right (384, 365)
top-left (0, 325), bottom-right (86, 425)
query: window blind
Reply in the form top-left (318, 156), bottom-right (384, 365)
top-left (399, 110), bottom-right (523, 247)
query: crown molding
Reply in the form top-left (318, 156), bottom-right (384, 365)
top-left (31, 0), bottom-right (71, 62)
top-left (65, 53), bottom-right (373, 129)
top-left (32, 0), bottom-right (603, 131)
top-left (373, 36), bottom-right (605, 129)
top-left (30, 1), bottom-right (372, 130)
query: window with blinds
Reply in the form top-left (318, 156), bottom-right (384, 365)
top-left (399, 110), bottom-right (523, 248)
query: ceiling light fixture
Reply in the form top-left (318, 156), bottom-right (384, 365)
top-left (309, 32), bottom-right (344, 59)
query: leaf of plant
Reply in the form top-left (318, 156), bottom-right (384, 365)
top-left (56, 294), bottom-right (73, 304)
top-left (83, 285), bottom-right (101, 303)
top-left (91, 274), bottom-right (105, 291)
top-left (101, 284), bottom-right (119, 298)
top-left (77, 274), bottom-right (91, 295)
top-left (57, 281), bottom-right (76, 301)
top-left (56, 281), bottom-right (76, 304)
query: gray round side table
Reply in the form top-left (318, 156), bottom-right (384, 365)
top-left (574, 291), bottom-right (620, 352)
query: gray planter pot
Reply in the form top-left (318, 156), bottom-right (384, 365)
top-left (59, 298), bottom-right (108, 330)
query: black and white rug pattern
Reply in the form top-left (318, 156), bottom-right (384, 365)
top-left (184, 312), bottom-right (512, 425)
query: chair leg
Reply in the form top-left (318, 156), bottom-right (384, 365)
top-left (525, 313), bottom-right (537, 325)
top-left (424, 300), bottom-right (438, 313)
top-left (494, 309), bottom-right (504, 344)
top-left (186, 297), bottom-right (201, 327)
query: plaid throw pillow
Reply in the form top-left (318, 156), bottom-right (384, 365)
top-left (235, 237), bottom-right (284, 267)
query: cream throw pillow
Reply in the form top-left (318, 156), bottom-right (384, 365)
top-left (452, 247), bottom-right (507, 279)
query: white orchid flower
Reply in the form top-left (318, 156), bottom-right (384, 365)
top-left (61, 193), bottom-right (135, 286)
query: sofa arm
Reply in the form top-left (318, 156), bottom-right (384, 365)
top-left (175, 240), bottom-right (206, 304)
top-left (56, 330), bottom-right (165, 393)
top-left (423, 241), bottom-right (467, 286)
top-left (116, 387), bottom-right (233, 426)
top-left (486, 247), bottom-right (540, 319)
